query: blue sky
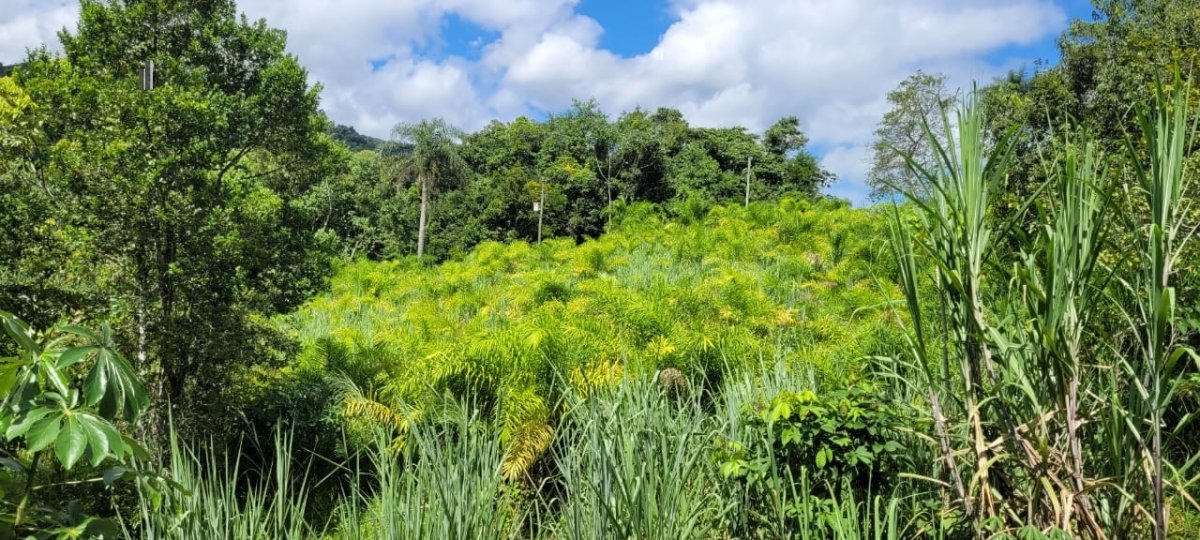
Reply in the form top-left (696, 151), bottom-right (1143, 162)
top-left (1, 0), bottom-right (1099, 205)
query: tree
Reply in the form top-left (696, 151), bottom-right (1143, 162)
top-left (6, 0), bottom-right (339, 435)
top-left (390, 118), bottom-right (470, 258)
top-left (612, 108), bottom-right (670, 203)
top-left (867, 71), bottom-right (954, 200)
top-left (330, 124), bottom-right (383, 152)
top-left (1060, 0), bottom-right (1200, 147)
top-left (763, 116), bottom-right (807, 157)
top-left (761, 116), bottom-right (835, 197)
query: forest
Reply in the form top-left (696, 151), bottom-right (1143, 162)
top-left (0, 0), bottom-right (1199, 538)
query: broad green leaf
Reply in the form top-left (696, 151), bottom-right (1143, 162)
top-left (26, 412), bottom-right (63, 452)
top-left (76, 414), bottom-right (114, 466)
top-left (55, 417), bottom-right (87, 470)
top-left (6, 407), bottom-right (53, 440)
top-left (58, 325), bottom-right (100, 341)
top-left (0, 313), bottom-right (38, 357)
top-left (0, 363), bottom-right (20, 397)
top-left (719, 460), bottom-right (745, 478)
top-left (38, 358), bottom-right (71, 397)
top-left (86, 347), bottom-right (148, 420)
top-left (84, 358), bottom-right (110, 410)
top-left (57, 346), bottom-right (97, 369)
top-left (767, 399), bottom-right (792, 423)
top-left (780, 426), bottom-right (801, 446)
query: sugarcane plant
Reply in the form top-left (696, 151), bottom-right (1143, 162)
top-left (885, 75), bottom-right (1198, 537)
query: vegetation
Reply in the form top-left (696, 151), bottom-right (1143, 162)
top-left (867, 70), bottom-right (954, 201)
top-left (0, 0), bottom-right (1198, 538)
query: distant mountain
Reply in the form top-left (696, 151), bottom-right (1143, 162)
top-left (330, 124), bottom-right (384, 152)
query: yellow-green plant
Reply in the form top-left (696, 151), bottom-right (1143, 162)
top-left (286, 199), bottom-right (905, 480)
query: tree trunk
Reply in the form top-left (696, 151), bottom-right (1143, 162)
top-left (417, 174), bottom-right (429, 258)
top-left (537, 180), bottom-right (546, 244)
top-left (744, 156), bottom-right (753, 208)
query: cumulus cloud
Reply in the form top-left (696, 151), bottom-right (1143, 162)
top-left (1, 0), bottom-right (1068, 205)
top-left (0, 0), bottom-right (77, 62)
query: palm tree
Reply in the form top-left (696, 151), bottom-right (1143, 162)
top-left (389, 119), bottom-right (470, 258)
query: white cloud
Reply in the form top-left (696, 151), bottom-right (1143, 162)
top-left (820, 145), bottom-right (873, 203)
top-left (0, 0), bottom-right (76, 62)
top-left (1, 0), bottom-right (1068, 205)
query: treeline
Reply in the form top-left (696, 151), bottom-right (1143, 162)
top-left (1, 0), bottom-right (1199, 537)
top-left (324, 101), bottom-right (832, 261)
top-left (0, 0), bottom-right (830, 431)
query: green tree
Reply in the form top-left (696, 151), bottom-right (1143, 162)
top-left (612, 108), bottom-right (670, 203)
top-left (867, 70), bottom-right (953, 200)
top-left (1060, 0), bottom-right (1200, 147)
top-left (7, 0), bottom-right (339, 433)
top-left (761, 116), bottom-right (835, 197)
top-left (390, 118), bottom-right (471, 258)
top-left (763, 116), bottom-right (806, 156)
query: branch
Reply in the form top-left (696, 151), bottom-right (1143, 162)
top-left (215, 146), bottom-right (253, 185)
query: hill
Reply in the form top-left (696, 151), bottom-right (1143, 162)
top-left (261, 198), bottom-right (905, 478)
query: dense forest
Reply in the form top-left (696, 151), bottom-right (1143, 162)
top-left (0, 0), bottom-right (1198, 538)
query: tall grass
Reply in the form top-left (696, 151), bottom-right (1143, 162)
top-left (886, 79), bottom-right (1197, 537)
top-left (334, 400), bottom-right (517, 540)
top-left (123, 368), bottom-right (927, 539)
top-left (551, 376), bottom-right (726, 539)
top-left (122, 427), bottom-right (316, 539)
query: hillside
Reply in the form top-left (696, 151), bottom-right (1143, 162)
top-left (272, 198), bottom-right (904, 474)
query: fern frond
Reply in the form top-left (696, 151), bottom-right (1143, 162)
top-left (501, 419), bottom-right (554, 481)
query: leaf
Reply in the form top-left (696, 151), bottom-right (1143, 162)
top-left (5, 407), bottom-right (52, 440)
top-left (76, 414), bottom-right (115, 466)
top-left (767, 399), bottom-right (793, 423)
top-left (122, 434), bottom-right (151, 462)
top-left (102, 466), bottom-right (127, 486)
top-left (25, 412), bottom-right (62, 452)
top-left (0, 363), bottom-right (20, 397)
top-left (55, 416), bottom-right (87, 470)
top-left (0, 313), bottom-right (38, 357)
top-left (56, 346), bottom-right (96, 369)
top-left (719, 460), bottom-right (746, 478)
top-left (57, 325), bottom-right (99, 341)
top-left (85, 346), bottom-right (148, 420)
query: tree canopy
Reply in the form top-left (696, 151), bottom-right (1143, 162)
top-left (2, 0), bottom-right (340, 429)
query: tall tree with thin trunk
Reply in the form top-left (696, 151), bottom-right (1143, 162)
top-left (867, 70), bottom-right (953, 200)
top-left (389, 119), bottom-right (470, 258)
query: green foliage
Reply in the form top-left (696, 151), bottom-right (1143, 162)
top-left (335, 400), bottom-right (518, 540)
top-left (720, 382), bottom-right (912, 498)
top-left (388, 118), bottom-right (471, 258)
top-left (0, 311), bottom-right (148, 537)
top-left (341, 101), bottom-right (838, 262)
top-left (277, 199), bottom-right (903, 482)
top-left (330, 124), bottom-right (383, 152)
top-left (123, 427), bottom-right (316, 539)
top-left (3, 0), bottom-right (340, 435)
top-left (552, 377), bottom-right (726, 540)
top-left (885, 77), bottom-right (1199, 538)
